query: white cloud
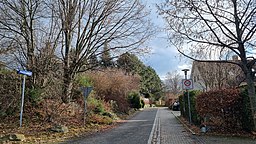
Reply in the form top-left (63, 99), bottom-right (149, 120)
top-left (177, 64), bottom-right (191, 70)
top-left (140, 0), bottom-right (194, 80)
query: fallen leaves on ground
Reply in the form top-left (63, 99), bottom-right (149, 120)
top-left (179, 116), bottom-right (256, 139)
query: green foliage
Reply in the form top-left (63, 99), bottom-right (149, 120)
top-left (71, 74), bottom-right (93, 101)
top-left (0, 68), bottom-right (11, 74)
top-left (88, 114), bottom-right (113, 125)
top-left (139, 66), bottom-right (163, 100)
top-left (87, 96), bottom-right (106, 115)
top-left (117, 53), bottom-right (163, 101)
top-left (128, 91), bottom-right (143, 109)
top-left (87, 94), bottom-right (114, 124)
top-left (27, 87), bottom-right (43, 105)
top-left (240, 88), bottom-right (254, 131)
top-left (100, 43), bottom-right (114, 68)
top-left (189, 90), bottom-right (201, 125)
top-left (76, 75), bottom-right (93, 87)
top-left (179, 95), bottom-right (184, 116)
top-left (141, 99), bottom-right (145, 108)
top-left (179, 90), bottom-right (201, 125)
top-left (117, 52), bottom-right (144, 75)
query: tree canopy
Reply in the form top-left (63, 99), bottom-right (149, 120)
top-left (0, 0), bottom-right (153, 103)
top-left (158, 0), bottom-right (256, 130)
top-left (117, 52), bottom-right (163, 100)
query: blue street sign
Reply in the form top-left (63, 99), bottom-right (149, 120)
top-left (17, 69), bottom-right (32, 127)
top-left (83, 87), bottom-right (93, 98)
top-left (81, 86), bottom-right (93, 123)
top-left (17, 70), bottom-right (32, 76)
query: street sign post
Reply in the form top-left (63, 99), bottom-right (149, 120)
top-left (82, 87), bottom-right (93, 99)
top-left (17, 70), bottom-right (32, 127)
top-left (17, 70), bottom-right (32, 76)
top-left (182, 78), bottom-right (193, 124)
top-left (182, 79), bottom-right (193, 90)
top-left (81, 86), bottom-right (93, 125)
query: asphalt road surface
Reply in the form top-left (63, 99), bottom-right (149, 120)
top-left (63, 108), bottom-right (158, 144)
top-left (62, 108), bottom-right (256, 144)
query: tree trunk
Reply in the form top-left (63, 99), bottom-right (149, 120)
top-left (62, 68), bottom-right (73, 103)
top-left (62, 28), bottom-right (72, 103)
top-left (245, 68), bottom-right (256, 131)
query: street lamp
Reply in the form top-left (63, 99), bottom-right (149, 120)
top-left (182, 69), bottom-right (190, 79)
top-left (182, 69), bottom-right (192, 124)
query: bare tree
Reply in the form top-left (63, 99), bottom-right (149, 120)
top-left (0, 0), bottom-right (61, 86)
top-left (158, 0), bottom-right (256, 130)
top-left (195, 61), bottom-right (244, 91)
top-left (0, 0), bottom-right (153, 103)
top-left (164, 71), bottom-right (182, 96)
top-left (55, 0), bottom-right (153, 103)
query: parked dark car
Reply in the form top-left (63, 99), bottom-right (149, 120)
top-left (172, 101), bottom-right (180, 111)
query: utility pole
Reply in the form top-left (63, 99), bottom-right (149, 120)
top-left (182, 69), bottom-right (192, 124)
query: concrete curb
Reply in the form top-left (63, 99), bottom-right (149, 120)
top-left (171, 111), bottom-right (196, 135)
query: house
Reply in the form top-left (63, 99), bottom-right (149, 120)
top-left (164, 92), bottom-right (179, 107)
top-left (190, 56), bottom-right (245, 91)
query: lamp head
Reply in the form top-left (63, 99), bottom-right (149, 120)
top-left (182, 69), bottom-right (189, 75)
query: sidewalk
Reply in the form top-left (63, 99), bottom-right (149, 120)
top-left (170, 109), bottom-right (256, 144)
top-left (158, 108), bottom-right (199, 144)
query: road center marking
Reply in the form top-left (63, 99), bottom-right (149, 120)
top-left (148, 109), bottom-right (160, 144)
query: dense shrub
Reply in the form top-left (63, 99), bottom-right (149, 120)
top-left (87, 69), bottom-right (140, 113)
top-left (75, 74), bottom-right (93, 87)
top-left (87, 94), bottom-right (110, 115)
top-left (71, 74), bottom-right (94, 104)
top-left (196, 89), bottom-right (243, 132)
top-left (27, 87), bottom-right (44, 106)
top-left (128, 91), bottom-right (143, 109)
top-left (0, 70), bottom-right (20, 117)
top-left (87, 114), bottom-right (113, 125)
top-left (179, 90), bottom-right (201, 125)
top-left (240, 88), bottom-right (254, 132)
top-left (179, 95), bottom-right (184, 116)
top-left (86, 94), bottom-right (115, 124)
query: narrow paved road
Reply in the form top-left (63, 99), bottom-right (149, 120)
top-left (62, 108), bottom-right (198, 144)
top-left (63, 107), bottom-right (256, 144)
top-left (63, 108), bottom-right (157, 144)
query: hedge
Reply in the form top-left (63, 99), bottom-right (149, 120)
top-left (180, 88), bottom-right (254, 133)
top-left (179, 90), bottom-right (201, 125)
top-left (196, 88), bottom-right (254, 132)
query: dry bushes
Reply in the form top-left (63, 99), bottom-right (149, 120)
top-left (0, 68), bottom-right (84, 127)
top-left (196, 89), bottom-right (243, 132)
top-left (24, 99), bottom-right (84, 126)
top-left (0, 68), bottom-right (140, 129)
top-left (0, 70), bottom-right (21, 117)
top-left (87, 69), bottom-right (140, 113)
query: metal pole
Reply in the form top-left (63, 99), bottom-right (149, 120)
top-left (188, 90), bottom-right (192, 124)
top-left (183, 73), bottom-right (187, 115)
top-left (84, 88), bottom-right (87, 125)
top-left (84, 98), bottom-right (86, 125)
top-left (19, 75), bottom-right (26, 127)
top-left (185, 75), bottom-right (192, 124)
top-left (183, 69), bottom-right (192, 124)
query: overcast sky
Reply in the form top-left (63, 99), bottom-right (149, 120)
top-left (141, 0), bottom-right (191, 80)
